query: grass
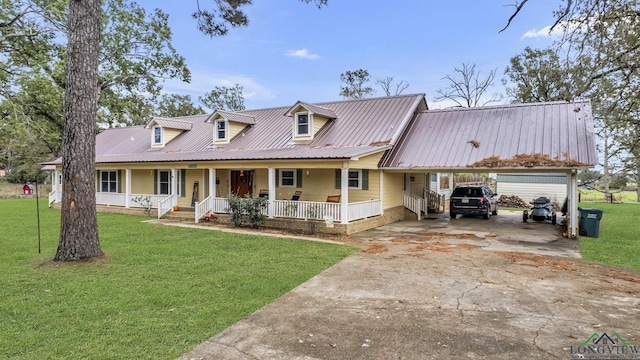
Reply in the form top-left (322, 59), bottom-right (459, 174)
top-left (0, 179), bottom-right (51, 199)
top-left (578, 189), bottom-right (638, 203)
top-left (578, 202), bottom-right (640, 271)
top-left (0, 198), bottom-right (357, 359)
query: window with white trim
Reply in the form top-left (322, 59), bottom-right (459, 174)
top-left (279, 169), bottom-right (296, 187)
top-left (153, 126), bottom-right (162, 145)
top-left (100, 171), bottom-right (118, 193)
top-left (158, 170), bottom-right (170, 195)
top-left (157, 170), bottom-right (183, 196)
top-left (348, 169), bottom-right (362, 189)
top-left (215, 119), bottom-right (227, 141)
top-left (295, 112), bottom-right (310, 136)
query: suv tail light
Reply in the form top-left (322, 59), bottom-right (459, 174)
top-left (479, 198), bottom-right (484, 203)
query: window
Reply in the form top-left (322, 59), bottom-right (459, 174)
top-left (348, 170), bottom-right (362, 189)
top-left (279, 169), bottom-right (296, 187)
top-left (215, 119), bottom-right (227, 141)
top-left (153, 126), bottom-right (162, 145)
top-left (335, 169), bottom-right (368, 190)
top-left (157, 170), bottom-right (183, 196)
top-left (295, 112), bottom-right (310, 136)
top-left (100, 171), bottom-right (117, 193)
top-left (159, 170), bottom-right (170, 195)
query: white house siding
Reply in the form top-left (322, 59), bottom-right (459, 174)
top-left (496, 173), bottom-right (567, 204)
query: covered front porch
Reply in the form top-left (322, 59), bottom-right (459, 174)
top-left (48, 162), bottom-right (388, 227)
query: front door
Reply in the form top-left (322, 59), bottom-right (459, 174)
top-left (231, 170), bottom-right (253, 197)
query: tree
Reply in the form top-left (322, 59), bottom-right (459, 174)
top-left (193, 0), bottom-right (328, 37)
top-left (503, 47), bottom-right (581, 102)
top-left (434, 63), bottom-right (503, 107)
top-left (339, 69), bottom-right (375, 99)
top-left (578, 169), bottom-right (601, 184)
top-left (44, 0), bottom-right (328, 261)
top-left (502, 0), bottom-right (640, 200)
top-left (54, 0), bottom-right (103, 261)
top-left (200, 84), bottom-right (245, 111)
top-left (376, 76), bottom-right (409, 96)
top-left (156, 94), bottom-right (205, 117)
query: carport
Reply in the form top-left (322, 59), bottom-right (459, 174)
top-left (380, 100), bottom-right (598, 238)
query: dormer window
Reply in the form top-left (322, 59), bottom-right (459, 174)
top-left (295, 112), bottom-right (310, 136)
top-left (215, 119), bottom-right (228, 141)
top-left (285, 102), bottom-right (336, 140)
top-left (153, 126), bottom-right (163, 145)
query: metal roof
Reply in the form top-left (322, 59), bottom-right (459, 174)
top-left (381, 100), bottom-right (598, 170)
top-left (146, 117), bottom-right (193, 130)
top-left (285, 101), bottom-right (338, 119)
top-left (46, 94), bottom-right (426, 165)
top-left (208, 110), bottom-right (256, 125)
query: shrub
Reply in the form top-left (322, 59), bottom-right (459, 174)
top-left (226, 194), bottom-right (267, 228)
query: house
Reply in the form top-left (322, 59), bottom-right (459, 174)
top-left (496, 173), bottom-right (568, 204)
top-left (45, 94), bottom-right (598, 237)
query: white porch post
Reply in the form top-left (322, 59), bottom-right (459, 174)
top-left (379, 170), bottom-right (384, 215)
top-left (268, 167), bottom-right (276, 218)
top-left (341, 163), bottom-right (349, 224)
top-left (449, 172), bottom-right (454, 190)
top-left (425, 172), bottom-right (431, 217)
top-left (125, 168), bottom-right (131, 208)
top-left (209, 168), bottom-right (216, 198)
top-left (568, 170), bottom-right (579, 238)
top-left (171, 168), bottom-right (177, 196)
top-left (53, 168), bottom-right (59, 198)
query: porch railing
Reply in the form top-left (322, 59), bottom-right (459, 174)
top-left (425, 190), bottom-right (445, 213)
top-left (128, 194), bottom-right (169, 209)
top-left (348, 199), bottom-right (382, 221)
top-left (195, 196), bottom-right (230, 222)
top-left (96, 192), bottom-right (126, 207)
top-left (195, 196), bottom-right (213, 222)
top-left (157, 194), bottom-right (177, 219)
top-left (403, 191), bottom-right (423, 220)
top-left (48, 190), bottom-right (56, 207)
top-left (272, 200), bottom-right (342, 222)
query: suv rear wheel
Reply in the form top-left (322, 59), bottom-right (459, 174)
top-left (483, 205), bottom-right (491, 220)
top-left (450, 211), bottom-right (456, 219)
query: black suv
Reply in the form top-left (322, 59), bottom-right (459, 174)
top-left (450, 185), bottom-right (498, 220)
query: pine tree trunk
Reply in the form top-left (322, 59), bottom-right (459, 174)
top-left (54, 0), bottom-right (103, 261)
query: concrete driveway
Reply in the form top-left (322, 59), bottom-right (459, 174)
top-left (179, 212), bottom-right (640, 360)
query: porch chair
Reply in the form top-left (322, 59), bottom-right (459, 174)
top-left (291, 190), bottom-right (302, 201)
top-left (258, 189), bottom-right (269, 198)
top-left (326, 194), bottom-right (341, 203)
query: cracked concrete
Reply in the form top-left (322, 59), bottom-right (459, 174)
top-left (179, 212), bottom-right (639, 359)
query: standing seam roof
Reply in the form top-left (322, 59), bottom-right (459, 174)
top-left (381, 100), bottom-right (598, 169)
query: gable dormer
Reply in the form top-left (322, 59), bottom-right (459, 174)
top-left (206, 110), bottom-right (255, 145)
top-left (146, 117), bottom-right (193, 148)
top-left (284, 101), bottom-right (337, 141)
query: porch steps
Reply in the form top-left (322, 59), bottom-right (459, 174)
top-left (161, 210), bottom-right (195, 222)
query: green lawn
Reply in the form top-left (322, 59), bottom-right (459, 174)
top-left (0, 199), bottom-right (357, 359)
top-left (579, 189), bottom-right (639, 203)
top-left (578, 202), bottom-right (640, 271)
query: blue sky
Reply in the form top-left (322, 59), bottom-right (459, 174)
top-left (138, 1), bottom-right (562, 110)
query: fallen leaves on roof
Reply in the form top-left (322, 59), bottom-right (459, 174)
top-left (468, 153), bottom-right (590, 168)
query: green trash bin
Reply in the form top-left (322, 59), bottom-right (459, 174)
top-left (578, 207), bottom-right (603, 238)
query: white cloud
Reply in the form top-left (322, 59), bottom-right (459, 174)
top-left (520, 24), bottom-right (564, 40)
top-left (160, 71), bottom-right (276, 103)
top-left (285, 48), bottom-right (320, 60)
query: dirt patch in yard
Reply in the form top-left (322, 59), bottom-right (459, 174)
top-left (359, 243), bottom-right (388, 254)
top-left (420, 232), bottom-right (484, 240)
